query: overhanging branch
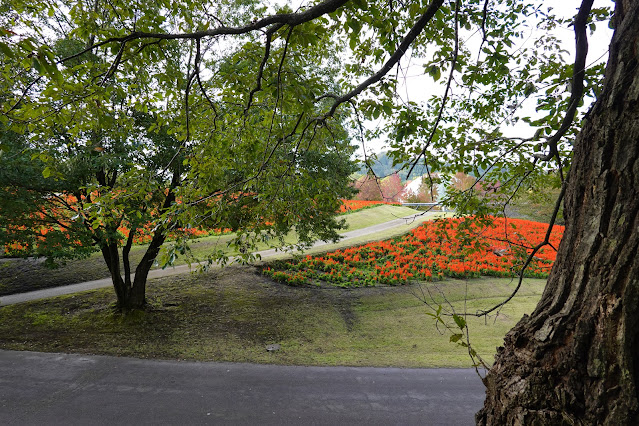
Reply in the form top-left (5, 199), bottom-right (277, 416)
top-left (325, 0), bottom-right (445, 117)
top-left (59, 0), bottom-right (352, 64)
top-left (535, 0), bottom-right (593, 162)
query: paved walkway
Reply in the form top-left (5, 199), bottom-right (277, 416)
top-left (0, 349), bottom-right (486, 425)
top-left (0, 212), bottom-right (438, 306)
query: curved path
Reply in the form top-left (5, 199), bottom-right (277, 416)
top-left (1, 212), bottom-right (437, 306)
top-left (0, 349), bottom-right (485, 425)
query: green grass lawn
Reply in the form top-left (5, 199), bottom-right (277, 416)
top-left (0, 204), bottom-right (539, 369)
top-left (0, 265), bottom-right (545, 368)
top-left (340, 204), bottom-right (424, 230)
top-left (182, 204), bottom-right (433, 262)
top-left (1, 205), bottom-right (429, 296)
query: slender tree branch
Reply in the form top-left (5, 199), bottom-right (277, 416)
top-left (476, 182), bottom-right (566, 317)
top-left (535, 0), bottom-right (593, 162)
top-left (102, 40), bottom-right (127, 84)
top-left (58, 0), bottom-right (352, 64)
top-left (4, 75), bottom-right (44, 114)
top-left (406, 0), bottom-right (459, 180)
top-left (244, 26), bottom-right (284, 115)
top-left (194, 39), bottom-right (219, 131)
top-left (326, 0), bottom-right (445, 116)
top-left (262, 25), bottom-right (294, 158)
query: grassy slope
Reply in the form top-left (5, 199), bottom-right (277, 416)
top-left (340, 204), bottom-right (422, 229)
top-left (0, 205), bottom-right (543, 368)
top-left (0, 205), bottom-right (424, 296)
top-left (0, 265), bottom-right (545, 368)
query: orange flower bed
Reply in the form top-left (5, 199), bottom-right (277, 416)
top-left (5, 198), bottom-right (388, 253)
top-left (263, 217), bottom-right (565, 287)
top-left (117, 224), bottom-right (231, 244)
top-left (339, 199), bottom-right (399, 213)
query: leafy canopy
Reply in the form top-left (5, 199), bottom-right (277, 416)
top-left (0, 0), bottom-right (358, 268)
top-left (1, 0), bottom-right (611, 261)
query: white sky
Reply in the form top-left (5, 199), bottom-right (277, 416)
top-left (344, 0), bottom-right (615, 155)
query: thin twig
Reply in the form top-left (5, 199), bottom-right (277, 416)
top-left (406, 0), bottom-right (460, 180)
top-left (535, 0), bottom-right (593, 162)
top-left (475, 183), bottom-right (566, 317)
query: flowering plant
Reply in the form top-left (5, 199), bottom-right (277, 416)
top-left (263, 217), bottom-right (564, 287)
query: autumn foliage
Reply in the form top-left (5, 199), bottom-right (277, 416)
top-left (353, 173), bottom-right (406, 202)
top-left (263, 217), bottom-right (565, 287)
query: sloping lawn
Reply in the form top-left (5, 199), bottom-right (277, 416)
top-left (0, 265), bottom-right (545, 368)
top-left (0, 205), bottom-right (423, 296)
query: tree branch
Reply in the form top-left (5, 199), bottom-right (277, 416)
top-left (535, 0), bottom-right (593, 162)
top-left (325, 0), bottom-right (445, 117)
top-left (406, 0), bottom-right (460, 180)
top-left (244, 26), bottom-right (284, 115)
top-left (194, 39), bottom-right (219, 131)
top-left (58, 0), bottom-right (352, 64)
top-left (476, 182), bottom-right (566, 317)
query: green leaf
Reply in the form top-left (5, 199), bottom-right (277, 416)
top-left (347, 19), bottom-right (362, 35)
top-left (39, 53), bottom-right (63, 83)
top-left (524, 82), bottom-right (536, 97)
top-left (0, 41), bottom-right (13, 58)
top-left (428, 65), bottom-right (441, 82)
top-left (450, 333), bottom-right (463, 343)
top-left (351, 0), bottom-right (368, 10)
top-left (31, 57), bottom-right (43, 74)
top-left (453, 314), bottom-right (466, 329)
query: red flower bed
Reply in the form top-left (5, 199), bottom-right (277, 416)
top-left (339, 199), bottom-right (399, 213)
top-left (117, 224), bottom-right (230, 244)
top-left (263, 217), bottom-right (565, 287)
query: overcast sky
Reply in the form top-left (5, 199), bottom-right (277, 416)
top-left (349, 0), bottom-right (615, 154)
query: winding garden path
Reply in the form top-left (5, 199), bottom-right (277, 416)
top-left (1, 212), bottom-right (438, 306)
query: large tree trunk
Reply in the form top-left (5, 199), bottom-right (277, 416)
top-left (97, 169), bottom-right (180, 311)
top-left (477, 2), bottom-right (639, 424)
top-left (100, 232), bottom-right (166, 311)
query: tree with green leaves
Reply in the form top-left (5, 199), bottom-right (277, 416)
top-left (1, 0), bottom-right (638, 422)
top-left (0, 0), bottom-right (357, 309)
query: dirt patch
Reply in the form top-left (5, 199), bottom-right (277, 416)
top-left (195, 266), bottom-right (366, 334)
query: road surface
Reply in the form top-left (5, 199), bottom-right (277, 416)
top-left (0, 350), bottom-right (485, 425)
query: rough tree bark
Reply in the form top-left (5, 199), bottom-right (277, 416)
top-left (477, 1), bottom-right (639, 424)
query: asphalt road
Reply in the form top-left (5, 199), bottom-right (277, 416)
top-left (0, 350), bottom-right (486, 425)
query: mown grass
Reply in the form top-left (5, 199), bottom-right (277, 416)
top-left (182, 204), bottom-right (430, 261)
top-left (0, 265), bottom-right (545, 368)
top-left (0, 205), bottom-right (426, 296)
top-left (340, 204), bottom-right (424, 229)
